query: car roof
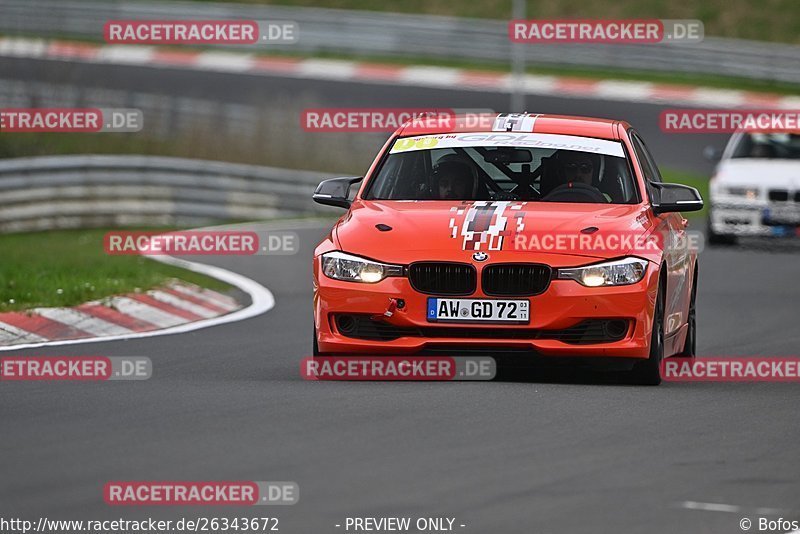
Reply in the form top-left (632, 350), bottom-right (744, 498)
top-left (395, 112), bottom-right (629, 140)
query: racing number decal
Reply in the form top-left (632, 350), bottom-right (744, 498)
top-left (492, 113), bottom-right (539, 132)
top-left (449, 201), bottom-right (526, 251)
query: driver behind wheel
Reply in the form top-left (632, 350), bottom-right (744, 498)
top-left (558, 151), bottom-right (611, 202)
top-left (431, 159), bottom-right (478, 200)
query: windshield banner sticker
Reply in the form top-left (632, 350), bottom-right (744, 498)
top-left (390, 132), bottom-right (625, 157)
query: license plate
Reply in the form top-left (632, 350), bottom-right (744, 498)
top-left (770, 225), bottom-right (799, 237)
top-left (764, 207), bottom-right (800, 225)
top-left (427, 298), bottom-right (529, 323)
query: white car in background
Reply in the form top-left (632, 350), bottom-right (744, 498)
top-left (707, 132), bottom-right (800, 244)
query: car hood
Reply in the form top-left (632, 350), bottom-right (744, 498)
top-left (335, 200), bottom-right (654, 266)
top-left (715, 159), bottom-right (800, 188)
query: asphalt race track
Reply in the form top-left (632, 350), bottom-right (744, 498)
top-left (2, 57), bottom-right (800, 533)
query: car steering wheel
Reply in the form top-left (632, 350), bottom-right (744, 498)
top-left (541, 182), bottom-right (608, 203)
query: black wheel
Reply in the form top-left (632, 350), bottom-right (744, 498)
top-left (707, 214), bottom-right (737, 246)
top-left (676, 265), bottom-right (698, 358)
top-left (632, 276), bottom-right (666, 386)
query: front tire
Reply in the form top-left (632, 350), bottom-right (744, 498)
top-left (632, 277), bottom-right (665, 386)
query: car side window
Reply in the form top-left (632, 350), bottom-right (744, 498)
top-left (630, 132), bottom-right (662, 201)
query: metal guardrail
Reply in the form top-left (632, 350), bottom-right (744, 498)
top-left (0, 155), bottom-right (332, 233)
top-left (0, 0), bottom-right (799, 83)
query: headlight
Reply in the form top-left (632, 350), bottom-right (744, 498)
top-left (725, 187), bottom-right (759, 199)
top-left (321, 251), bottom-right (403, 283)
top-left (557, 257), bottom-right (648, 287)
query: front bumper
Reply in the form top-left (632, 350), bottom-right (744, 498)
top-left (314, 263), bottom-right (659, 359)
top-left (710, 199), bottom-right (800, 237)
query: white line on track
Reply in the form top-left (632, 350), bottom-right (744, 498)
top-left (95, 45), bottom-right (155, 64)
top-left (297, 59), bottom-right (358, 80)
top-left (195, 52), bottom-right (255, 72)
top-left (678, 501), bottom-right (797, 516)
top-left (680, 501), bottom-right (741, 513)
top-left (678, 501), bottom-right (800, 531)
top-left (400, 66), bottom-right (461, 86)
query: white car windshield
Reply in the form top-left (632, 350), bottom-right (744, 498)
top-left (732, 133), bottom-right (800, 159)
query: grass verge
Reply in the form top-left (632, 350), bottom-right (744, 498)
top-left (0, 228), bottom-right (233, 312)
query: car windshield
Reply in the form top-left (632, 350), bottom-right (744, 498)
top-left (731, 133), bottom-right (800, 159)
top-left (364, 132), bottom-right (638, 204)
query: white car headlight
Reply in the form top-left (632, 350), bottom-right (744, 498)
top-left (557, 257), bottom-right (648, 287)
top-left (321, 251), bottom-right (403, 283)
top-left (725, 186), bottom-right (759, 199)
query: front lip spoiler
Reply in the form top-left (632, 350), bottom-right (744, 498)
top-left (332, 314), bottom-right (632, 344)
top-left (417, 350), bottom-right (640, 371)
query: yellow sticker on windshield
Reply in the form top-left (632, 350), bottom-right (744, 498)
top-left (391, 136), bottom-right (440, 153)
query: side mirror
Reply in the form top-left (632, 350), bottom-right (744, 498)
top-left (703, 145), bottom-right (722, 162)
top-left (313, 176), bottom-right (363, 209)
top-left (650, 182), bottom-right (704, 214)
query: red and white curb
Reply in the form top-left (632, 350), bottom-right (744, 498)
top-left (0, 36), bottom-right (798, 109)
top-left (0, 254), bottom-right (275, 351)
